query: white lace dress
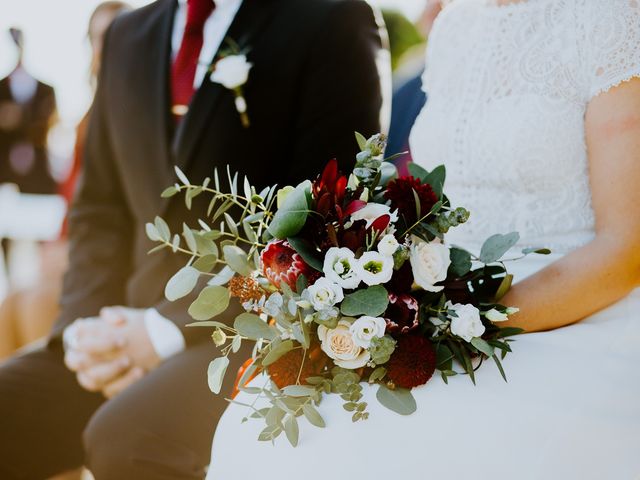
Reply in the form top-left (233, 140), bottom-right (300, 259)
top-left (208, 1), bottom-right (640, 478)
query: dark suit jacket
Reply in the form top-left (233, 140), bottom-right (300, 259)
top-left (0, 75), bottom-right (57, 194)
top-left (53, 0), bottom-right (389, 345)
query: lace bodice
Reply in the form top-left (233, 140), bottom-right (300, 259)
top-left (409, 0), bottom-right (640, 253)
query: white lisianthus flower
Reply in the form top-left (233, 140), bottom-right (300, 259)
top-left (377, 234), bottom-right (399, 257)
top-left (409, 236), bottom-right (451, 292)
top-left (447, 302), bottom-right (485, 342)
top-left (210, 55), bottom-right (252, 89)
top-left (318, 320), bottom-right (370, 369)
top-left (349, 316), bottom-right (387, 348)
top-left (349, 203), bottom-right (399, 228)
top-left (485, 308), bottom-right (509, 322)
top-left (323, 247), bottom-right (361, 289)
top-left (353, 251), bottom-right (394, 286)
top-left (303, 277), bottom-right (344, 311)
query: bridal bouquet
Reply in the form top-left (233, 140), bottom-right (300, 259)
top-left (147, 133), bottom-right (547, 446)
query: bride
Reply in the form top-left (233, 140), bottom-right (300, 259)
top-left (208, 0), bottom-right (640, 477)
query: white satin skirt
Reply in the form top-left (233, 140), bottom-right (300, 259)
top-left (207, 254), bottom-right (640, 479)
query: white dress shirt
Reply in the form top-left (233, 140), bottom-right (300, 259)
top-left (64, 0), bottom-right (243, 360)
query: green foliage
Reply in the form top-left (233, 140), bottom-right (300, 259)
top-left (340, 285), bottom-right (389, 317)
top-left (222, 244), bottom-right (252, 276)
top-left (188, 286), bottom-right (230, 320)
top-left (287, 236), bottom-right (323, 272)
top-left (376, 385), bottom-right (417, 416)
top-left (479, 232), bottom-right (520, 264)
top-left (267, 181), bottom-right (311, 239)
top-left (369, 336), bottom-right (397, 365)
top-left (262, 340), bottom-right (294, 366)
top-left (165, 266), bottom-right (200, 301)
top-left (449, 247), bottom-right (472, 277)
top-left (233, 313), bottom-right (278, 341)
top-left (207, 357), bottom-right (229, 394)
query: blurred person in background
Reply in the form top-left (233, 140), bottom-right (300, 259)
top-left (0, 3), bottom-right (131, 362)
top-left (0, 0), bottom-right (388, 479)
top-left (386, 0), bottom-right (442, 174)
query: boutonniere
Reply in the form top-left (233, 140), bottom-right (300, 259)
top-left (210, 41), bottom-right (253, 128)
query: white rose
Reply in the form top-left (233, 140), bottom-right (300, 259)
top-left (210, 55), bottom-right (252, 89)
top-left (318, 320), bottom-right (370, 369)
top-left (349, 203), bottom-right (399, 228)
top-left (303, 277), bottom-right (344, 311)
top-left (377, 234), bottom-right (399, 257)
top-left (448, 302), bottom-right (485, 342)
top-left (409, 236), bottom-right (451, 292)
top-left (485, 308), bottom-right (508, 322)
top-left (349, 316), bottom-right (387, 348)
top-left (353, 251), bottom-right (394, 286)
top-left (323, 247), bottom-right (361, 289)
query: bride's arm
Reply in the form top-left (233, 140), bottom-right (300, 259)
top-left (500, 78), bottom-right (640, 332)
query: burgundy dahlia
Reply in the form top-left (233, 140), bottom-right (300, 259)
top-left (386, 335), bottom-right (437, 389)
top-left (385, 293), bottom-right (419, 334)
top-left (261, 239), bottom-right (318, 290)
top-left (384, 176), bottom-right (438, 225)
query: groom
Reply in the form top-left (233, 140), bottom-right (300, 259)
top-left (0, 0), bottom-right (388, 478)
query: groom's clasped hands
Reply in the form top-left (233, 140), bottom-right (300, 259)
top-left (64, 307), bottom-right (160, 398)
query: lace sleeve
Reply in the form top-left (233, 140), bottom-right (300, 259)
top-left (586, 0), bottom-right (640, 100)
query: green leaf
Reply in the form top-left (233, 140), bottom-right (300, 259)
top-left (302, 404), bottom-right (325, 428)
top-left (376, 385), bottom-right (417, 416)
top-left (435, 344), bottom-right (454, 370)
top-left (231, 335), bottom-right (242, 353)
top-left (267, 181), bottom-right (311, 239)
top-left (265, 406), bottom-right (285, 426)
top-left (407, 162), bottom-right (428, 181)
top-left (282, 385), bottom-right (316, 397)
top-left (165, 266), bottom-right (200, 301)
top-left (449, 247), bottom-right (472, 277)
top-left (223, 212), bottom-right (239, 237)
top-left (283, 414), bottom-right (299, 447)
top-left (423, 165), bottom-right (446, 199)
top-left (286, 237), bottom-right (323, 272)
top-left (258, 424), bottom-right (282, 442)
top-left (262, 340), bottom-right (294, 366)
top-left (368, 367), bottom-right (387, 383)
top-left (471, 337), bottom-right (495, 357)
top-left (522, 247), bottom-right (551, 255)
top-left (188, 286), bottom-right (230, 320)
top-left (182, 224), bottom-right (197, 252)
top-left (497, 326), bottom-right (525, 338)
top-left (479, 232), bottom-right (520, 264)
top-left (161, 185), bottom-right (179, 198)
top-left (145, 223), bottom-right (161, 241)
top-left (193, 254), bottom-right (218, 273)
top-left (233, 313), bottom-right (278, 340)
top-left (174, 166), bottom-right (190, 185)
top-left (340, 285), bottom-right (389, 317)
top-left (185, 320), bottom-right (228, 328)
top-left (355, 131), bottom-right (368, 151)
top-left (207, 356), bottom-right (229, 394)
top-left (492, 354), bottom-right (508, 382)
top-left (222, 244), bottom-right (253, 276)
top-left (154, 216), bottom-right (171, 241)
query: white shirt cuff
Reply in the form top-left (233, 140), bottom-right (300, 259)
top-left (144, 308), bottom-right (186, 360)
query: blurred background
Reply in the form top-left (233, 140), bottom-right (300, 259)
top-left (0, 0), bottom-right (438, 362)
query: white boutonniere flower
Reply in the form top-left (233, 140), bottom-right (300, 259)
top-left (210, 53), bottom-right (253, 127)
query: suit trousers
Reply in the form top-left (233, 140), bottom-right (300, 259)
top-left (0, 340), bottom-right (245, 480)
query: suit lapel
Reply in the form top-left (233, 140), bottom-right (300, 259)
top-left (171, 0), bottom-right (276, 173)
top-left (144, 0), bottom-right (177, 207)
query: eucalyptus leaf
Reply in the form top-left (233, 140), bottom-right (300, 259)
top-left (222, 244), bottom-right (253, 276)
top-left (341, 285), bottom-right (389, 317)
top-left (282, 385), bottom-right (316, 397)
top-left (355, 131), bottom-right (368, 151)
top-left (154, 216), bottom-right (171, 241)
top-left (522, 247), bottom-right (551, 255)
top-left (165, 266), bottom-right (200, 301)
top-left (449, 247), bottom-right (472, 277)
top-left (161, 185), bottom-right (179, 198)
top-left (193, 254), bottom-right (218, 273)
top-left (233, 313), bottom-right (278, 341)
top-left (231, 335), bottom-right (242, 353)
top-left (267, 180), bottom-right (311, 239)
top-left (494, 274), bottom-right (513, 301)
top-left (182, 224), bottom-right (197, 252)
top-left (188, 286), bottom-right (230, 320)
top-left (207, 356), bottom-right (229, 394)
top-left (376, 385), bottom-right (417, 415)
top-left (423, 165), bottom-right (446, 199)
top-left (145, 223), bottom-right (161, 242)
top-left (479, 232), bottom-right (520, 264)
top-left (174, 166), bottom-right (190, 185)
top-left (262, 340), bottom-right (294, 366)
top-left (207, 266), bottom-right (235, 286)
top-left (283, 414), bottom-right (299, 447)
top-left (302, 404), bottom-right (326, 428)
top-left (407, 162), bottom-right (428, 181)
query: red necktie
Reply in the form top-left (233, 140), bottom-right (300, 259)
top-left (171, 0), bottom-right (215, 118)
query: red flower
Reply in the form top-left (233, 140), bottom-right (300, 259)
top-left (261, 239), bottom-right (317, 290)
top-left (386, 335), bottom-right (436, 389)
top-left (312, 159), bottom-right (348, 216)
top-left (385, 293), bottom-right (419, 334)
top-left (384, 176), bottom-right (438, 225)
